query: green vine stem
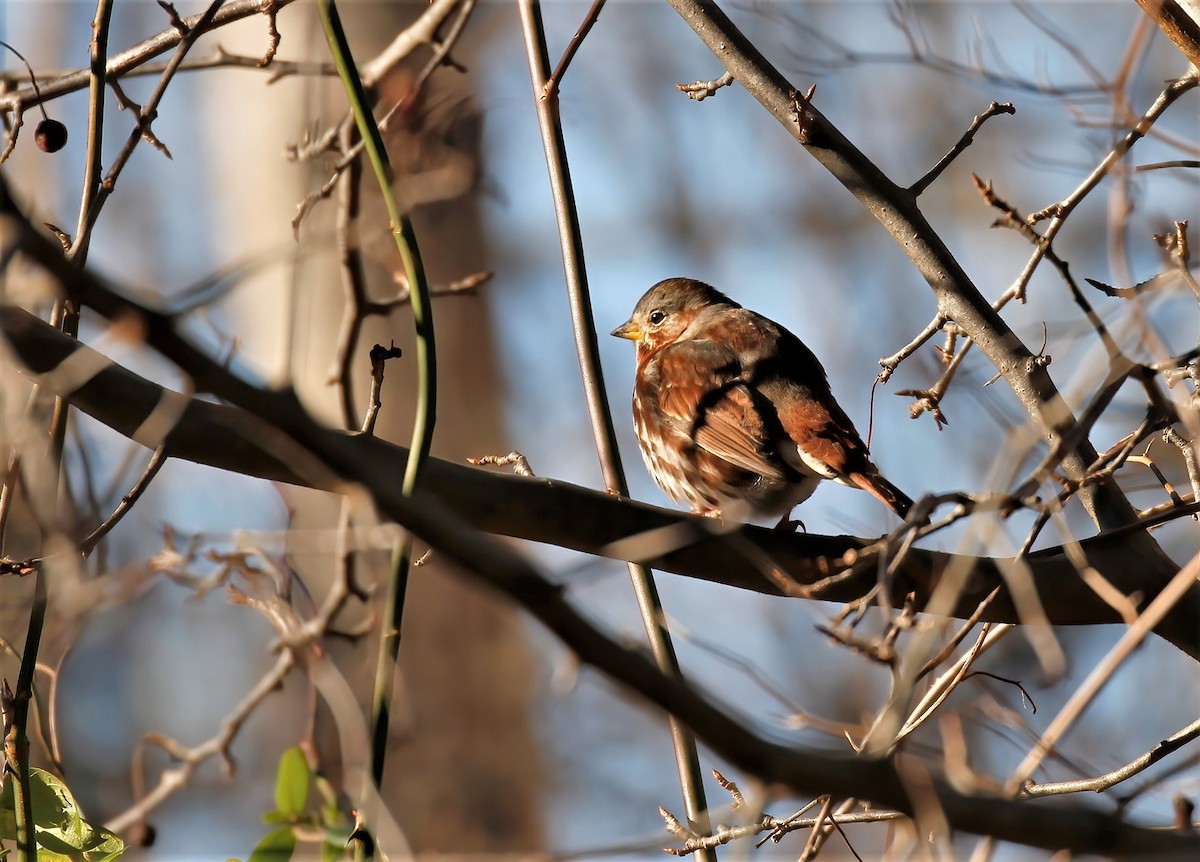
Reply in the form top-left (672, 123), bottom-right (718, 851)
top-left (8, 572), bottom-right (47, 862)
top-left (316, 0), bottom-right (437, 822)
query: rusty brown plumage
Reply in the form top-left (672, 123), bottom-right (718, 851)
top-left (612, 277), bottom-right (911, 524)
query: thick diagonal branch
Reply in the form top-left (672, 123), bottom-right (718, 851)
top-left (3, 305), bottom-right (1199, 658)
top-left (662, 0), bottom-right (1151, 542)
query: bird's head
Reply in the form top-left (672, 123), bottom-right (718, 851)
top-left (611, 277), bottom-right (739, 361)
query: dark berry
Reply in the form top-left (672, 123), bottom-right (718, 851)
top-left (34, 118), bottom-right (67, 153)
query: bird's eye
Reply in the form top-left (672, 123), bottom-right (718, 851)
top-left (648, 310), bottom-right (666, 325)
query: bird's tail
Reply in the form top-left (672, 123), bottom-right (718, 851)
top-left (850, 471), bottom-right (913, 519)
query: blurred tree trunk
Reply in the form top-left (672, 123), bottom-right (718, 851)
top-left (274, 5), bottom-right (544, 852)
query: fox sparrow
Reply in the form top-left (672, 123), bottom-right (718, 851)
top-left (611, 278), bottom-right (912, 523)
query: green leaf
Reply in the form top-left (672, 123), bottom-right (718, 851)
top-left (314, 776), bottom-right (342, 829)
top-left (314, 775), bottom-right (337, 807)
top-left (248, 826), bottom-right (296, 862)
top-left (274, 747), bottom-right (310, 817)
top-left (0, 768), bottom-right (125, 861)
top-left (320, 839), bottom-right (346, 862)
top-left (322, 822), bottom-right (353, 849)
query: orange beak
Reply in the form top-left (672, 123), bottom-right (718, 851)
top-left (611, 319), bottom-right (641, 340)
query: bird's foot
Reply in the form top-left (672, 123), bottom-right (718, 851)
top-left (774, 515), bottom-right (806, 533)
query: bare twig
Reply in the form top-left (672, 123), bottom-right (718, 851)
top-left (1163, 427), bottom-right (1200, 507)
top-left (1086, 271), bottom-right (1181, 298)
top-left (257, 0), bottom-right (281, 66)
top-left (664, 806), bottom-right (903, 856)
top-left (896, 624), bottom-right (1010, 745)
top-left (290, 0), bottom-right (476, 233)
top-left (332, 118), bottom-right (366, 429)
top-left (1023, 715), bottom-right (1200, 797)
top-left (1012, 73), bottom-right (1199, 301)
top-left (72, 1), bottom-right (225, 261)
top-left (116, 650), bottom-right (295, 836)
top-left (1006, 554), bottom-right (1200, 792)
top-left (677, 70), bottom-right (734, 101)
top-left (878, 313), bottom-right (948, 382)
top-left (783, 4), bottom-right (1115, 98)
top-left (361, 343), bottom-right (402, 436)
top-left (106, 78), bottom-right (171, 156)
top-left (1137, 159), bottom-right (1200, 171)
top-left (542, 0), bottom-right (607, 100)
top-left (468, 451), bottom-right (536, 477)
top-left (909, 100), bottom-right (1015, 196)
top-left (412, 0), bottom-right (476, 91)
top-left (78, 447), bottom-right (167, 556)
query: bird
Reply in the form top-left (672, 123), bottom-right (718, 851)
top-left (611, 277), bottom-right (912, 525)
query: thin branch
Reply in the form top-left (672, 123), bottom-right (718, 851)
top-left (78, 446), bottom-right (167, 556)
top-left (0, 1), bottom-right (298, 144)
top-left (895, 624), bottom-right (1009, 745)
top-left (1086, 271), bottom-right (1182, 298)
top-left (878, 313), bottom-right (948, 382)
top-left (1023, 716), bottom-right (1200, 798)
top-left (676, 70), bottom-right (734, 101)
top-left (1163, 427), bottom-right (1200, 507)
top-left (289, 0), bottom-right (472, 232)
top-left (257, 0), bottom-right (281, 66)
top-left (1012, 73), bottom-right (1199, 302)
top-left (359, 0), bottom-right (463, 86)
top-left (411, 0), bottom-right (476, 90)
top-left (516, 0), bottom-right (713, 851)
top-left (1005, 554), bottom-right (1200, 792)
top-left (360, 343), bottom-right (402, 436)
top-left (67, 0), bottom-right (116, 264)
top-left (909, 100), bottom-right (1015, 196)
top-left (8, 571), bottom-right (47, 862)
top-left (782, 7), bottom-right (1113, 97)
top-left (113, 650), bottom-right (295, 836)
top-left (917, 589), bottom-right (1003, 679)
top-left (542, 0), bottom-right (607, 100)
top-left (332, 118), bottom-right (366, 430)
top-left (1137, 159), bottom-right (1200, 171)
top-left (468, 451), bottom-right (536, 477)
top-left (973, 173), bottom-right (1122, 360)
top-left (72, 1), bottom-right (225, 262)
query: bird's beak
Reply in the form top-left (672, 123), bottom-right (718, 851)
top-left (611, 319), bottom-right (641, 340)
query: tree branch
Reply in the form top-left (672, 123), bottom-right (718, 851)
top-left (1135, 0), bottom-right (1200, 69)
top-left (0, 0), bottom-right (300, 113)
top-left (2, 184), bottom-right (1199, 851)
top-left (661, 0), bottom-right (1154, 541)
top-left (0, 311), bottom-right (1196, 862)
top-left (2, 304), bottom-right (1199, 657)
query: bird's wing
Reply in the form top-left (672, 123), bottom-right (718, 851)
top-left (764, 346), bottom-right (913, 517)
top-left (772, 384), bottom-right (869, 479)
top-left (649, 340), bottom-right (789, 481)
